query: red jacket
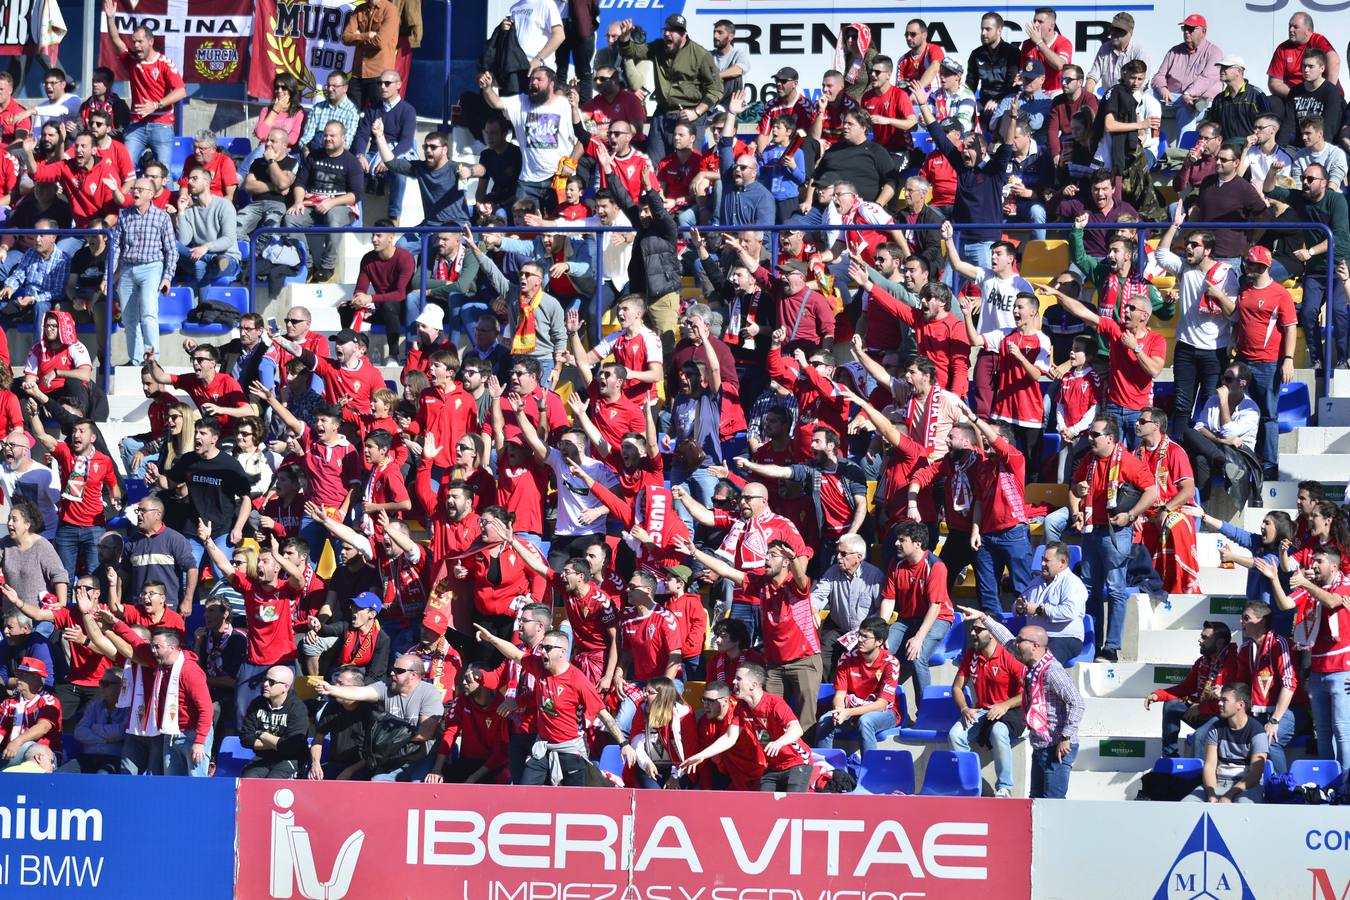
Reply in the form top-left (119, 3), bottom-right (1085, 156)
top-left (111, 620), bottom-right (214, 743)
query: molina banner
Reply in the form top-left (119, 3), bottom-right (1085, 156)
top-left (0, 773), bottom-right (234, 898)
top-left (248, 0), bottom-right (356, 102)
top-left (236, 781), bottom-right (1032, 899)
top-left (99, 0), bottom-right (249, 84)
top-left (1032, 800), bottom-right (1350, 899)
top-left (488, 0), bottom-right (1350, 106)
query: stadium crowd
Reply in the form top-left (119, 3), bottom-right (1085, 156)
top-left (0, 2), bottom-right (1347, 801)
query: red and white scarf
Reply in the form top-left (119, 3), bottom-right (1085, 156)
top-left (7, 692), bottom-right (41, 743)
top-left (341, 622), bottom-right (381, 668)
top-left (1082, 444), bottom-right (1124, 531)
top-left (120, 652), bottom-right (184, 737)
top-left (433, 240), bottom-right (467, 282)
top-left (61, 449), bottom-right (93, 503)
top-left (205, 623), bottom-right (235, 678)
top-left (950, 451), bottom-right (977, 513)
top-left (1024, 651), bottom-right (1057, 742)
top-left (907, 386), bottom-right (944, 455)
top-left (1291, 574), bottom-right (1344, 651)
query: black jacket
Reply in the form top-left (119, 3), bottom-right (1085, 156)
top-left (240, 692), bottom-right (310, 763)
top-left (479, 24), bottom-right (530, 97)
top-left (610, 176), bottom-right (682, 301)
top-left (318, 621), bottom-right (393, 684)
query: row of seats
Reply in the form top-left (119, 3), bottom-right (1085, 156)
top-left (1151, 755), bottom-right (1342, 798)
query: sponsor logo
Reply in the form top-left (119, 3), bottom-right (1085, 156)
top-left (1154, 813), bottom-right (1255, 900)
top-left (195, 42), bottom-right (241, 81)
top-left (270, 787), bottom-right (365, 899)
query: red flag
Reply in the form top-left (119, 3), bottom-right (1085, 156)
top-left (249, 0), bottom-right (357, 101)
top-left (99, 0), bottom-right (249, 84)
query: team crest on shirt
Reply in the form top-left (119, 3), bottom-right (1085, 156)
top-left (258, 604), bottom-right (280, 622)
top-left (756, 728), bottom-right (771, 745)
top-left (540, 697), bottom-right (558, 716)
top-left (1256, 669), bottom-right (1273, 697)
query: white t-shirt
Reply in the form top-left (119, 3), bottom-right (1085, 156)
top-left (1245, 144), bottom-right (1293, 188)
top-left (1152, 248), bottom-right (1238, 350)
top-left (972, 266), bottom-right (1034, 333)
top-left (509, 0), bottom-right (562, 62)
top-left (1193, 394), bottom-right (1260, 452)
top-left (0, 461), bottom-right (60, 539)
top-left (546, 448), bottom-right (618, 537)
top-left (500, 93), bottom-right (577, 184)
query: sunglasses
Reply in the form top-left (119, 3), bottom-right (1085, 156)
top-left (1087, 430), bottom-right (1105, 439)
top-left (380, 79), bottom-right (399, 86)
top-left (539, 645), bottom-right (567, 654)
top-left (284, 317), bottom-right (306, 324)
top-left (390, 667), bottom-right (414, 675)
top-left (262, 677), bottom-right (287, 687)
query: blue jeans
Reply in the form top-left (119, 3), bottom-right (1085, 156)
top-left (949, 711), bottom-right (1015, 791)
top-left (119, 435), bottom-right (151, 481)
top-left (1163, 96), bottom-right (1207, 144)
top-left (1106, 403), bottom-right (1142, 450)
top-left (1012, 200), bottom-right (1047, 241)
top-left (55, 523), bottom-right (101, 579)
top-left (817, 708), bottom-right (897, 753)
top-left (1030, 743), bottom-right (1077, 799)
top-left (372, 751), bottom-right (435, 782)
top-left (514, 179), bottom-right (551, 211)
top-left (117, 261), bottom-right (164, 363)
top-left (1161, 701), bottom-right (1218, 758)
top-left (1244, 359), bottom-right (1280, 473)
top-left (120, 726), bottom-right (213, 776)
top-left (886, 616), bottom-right (952, 700)
top-left (187, 532), bottom-right (232, 582)
top-left (1253, 710), bottom-right (1295, 774)
top-left (1043, 506), bottom-right (1072, 544)
top-left (955, 239), bottom-right (993, 293)
top-left (177, 243), bottom-right (241, 291)
top-left (672, 465), bottom-right (718, 536)
top-left (1082, 524), bottom-right (1134, 651)
top-left (1292, 265), bottom-right (1346, 367)
top-left (125, 121), bottom-right (174, 169)
top-left (973, 523), bottom-right (1033, 616)
top-left (1308, 670), bottom-right (1350, 768)
top-left (727, 599), bottom-right (762, 650)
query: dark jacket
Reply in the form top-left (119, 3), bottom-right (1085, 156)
top-left (894, 204), bottom-right (946, 279)
top-left (479, 23), bottom-right (530, 97)
top-left (240, 691), bottom-right (310, 764)
top-left (318, 621), bottom-right (393, 684)
top-left (931, 125), bottom-right (1014, 243)
top-left (610, 175), bottom-right (682, 300)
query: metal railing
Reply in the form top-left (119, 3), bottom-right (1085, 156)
top-left (242, 218), bottom-right (1335, 394)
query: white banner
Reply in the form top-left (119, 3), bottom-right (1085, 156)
top-left (488, 1), bottom-right (1350, 106)
top-left (1032, 799), bottom-right (1350, 899)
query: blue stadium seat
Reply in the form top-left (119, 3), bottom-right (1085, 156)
top-left (170, 136), bottom-right (195, 182)
top-left (185, 286), bottom-right (249, 336)
top-left (598, 743), bottom-right (624, 778)
top-left (218, 136), bottom-right (252, 158)
top-left (912, 129), bottom-right (934, 155)
top-left (1177, 131), bottom-right (1198, 151)
top-left (1289, 759), bottom-right (1343, 790)
top-left (237, 239), bottom-right (251, 262)
top-left (881, 685), bottom-right (956, 742)
top-left (919, 749), bottom-right (981, 797)
top-left (811, 747), bottom-right (847, 771)
top-left (853, 749), bottom-right (915, 795)
top-left (1067, 616), bottom-right (1096, 668)
top-left (1277, 382), bottom-right (1311, 434)
top-left (214, 736), bottom-right (254, 778)
top-left (930, 611), bottom-right (964, 666)
top-left (1032, 543), bottom-right (1083, 571)
top-left (1152, 756), bottom-right (1203, 777)
top-left (159, 286), bottom-right (196, 333)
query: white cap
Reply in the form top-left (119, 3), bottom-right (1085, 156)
top-left (415, 305), bottom-right (444, 331)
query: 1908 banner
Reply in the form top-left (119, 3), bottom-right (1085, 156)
top-left (248, 0), bottom-right (356, 101)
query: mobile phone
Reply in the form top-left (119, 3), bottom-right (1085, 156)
top-left (267, 316), bottom-right (279, 333)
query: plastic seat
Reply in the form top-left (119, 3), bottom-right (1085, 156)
top-left (1277, 382), bottom-right (1311, 434)
top-left (1020, 239), bottom-right (1070, 281)
top-left (920, 750), bottom-right (981, 797)
top-left (598, 743), bottom-right (624, 778)
top-left (912, 128), bottom-right (935, 156)
top-left (811, 747), bottom-right (848, 771)
top-left (158, 286), bottom-right (196, 333)
top-left (214, 735), bottom-right (254, 778)
top-left (185, 286), bottom-right (249, 336)
top-left (853, 749), bottom-right (915, 795)
top-left (929, 611), bottom-right (964, 666)
top-left (881, 685), bottom-right (956, 742)
top-left (1152, 756), bottom-right (1204, 777)
top-left (169, 136), bottom-right (195, 181)
top-left (1024, 483), bottom-right (1070, 512)
top-left (1177, 131), bottom-right (1198, 151)
top-left (1031, 543), bottom-right (1083, 571)
top-left (1289, 759), bottom-right (1343, 789)
top-left (218, 136), bottom-right (252, 158)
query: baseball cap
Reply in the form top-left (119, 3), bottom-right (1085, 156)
top-left (939, 57), bottom-right (964, 75)
top-left (1180, 14), bottom-right (1207, 28)
top-left (773, 66), bottom-right (799, 82)
top-left (782, 215), bottom-right (810, 234)
top-left (665, 564), bottom-right (693, 583)
top-left (351, 591), bottom-right (383, 612)
top-left (1110, 12), bottom-right (1134, 32)
top-left (17, 657), bottom-right (48, 681)
top-left (1216, 55), bottom-right (1246, 69)
top-left (778, 258), bottom-right (808, 276)
top-left (1022, 59), bottom-right (1046, 81)
top-left (415, 305), bottom-right (444, 331)
top-left (421, 594), bottom-right (450, 636)
top-left (1245, 245), bottom-right (1273, 267)
top-left (663, 14), bottom-right (687, 32)
top-left (937, 117), bottom-right (964, 134)
top-left (333, 328), bottom-right (361, 345)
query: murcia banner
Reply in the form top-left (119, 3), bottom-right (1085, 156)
top-left (235, 780), bottom-right (1033, 899)
top-left (0, 773), bottom-right (234, 898)
top-left (1032, 799), bottom-right (1350, 899)
top-left (100, 0), bottom-right (250, 84)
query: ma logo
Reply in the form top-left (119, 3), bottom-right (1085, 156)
top-left (1154, 813), bottom-right (1255, 900)
top-left (269, 788), bottom-right (366, 900)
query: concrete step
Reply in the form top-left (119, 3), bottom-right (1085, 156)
top-left (1193, 565), bottom-right (1248, 595)
top-left (1076, 661), bottom-right (1205, 699)
top-left (1318, 397), bottom-right (1350, 427)
top-left (873, 735), bottom-right (1033, 798)
top-left (1074, 734), bottom-right (1164, 771)
top-left (1125, 628), bottom-right (1206, 664)
top-left (1067, 769), bottom-right (1144, 801)
top-left (1278, 454), bottom-right (1348, 482)
top-left (1288, 426), bottom-right (1350, 454)
top-left (1077, 697), bottom-right (1157, 739)
top-left (1139, 594), bottom-right (1244, 632)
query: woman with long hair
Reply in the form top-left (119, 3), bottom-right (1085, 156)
top-left (626, 677), bottom-right (696, 788)
top-left (1188, 506), bottom-right (1296, 634)
top-left (147, 402), bottom-right (198, 533)
top-left (447, 431), bottom-right (497, 511)
top-left (242, 73), bottom-right (306, 170)
top-left (1286, 500), bottom-right (1350, 575)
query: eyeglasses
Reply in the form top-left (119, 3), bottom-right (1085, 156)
top-left (509, 369), bottom-right (529, 377)
top-left (74, 584), bottom-right (98, 592)
top-left (191, 357), bottom-right (212, 364)
top-left (774, 78), bottom-right (792, 84)
top-left (284, 317), bottom-right (307, 324)
top-left (734, 163), bottom-right (753, 171)
top-left (1184, 242), bottom-right (1204, 249)
top-left (1303, 176), bottom-right (1324, 183)
top-left (1061, 76), bottom-right (1079, 84)
top-left (739, 494), bottom-right (767, 502)
top-left (262, 677), bottom-right (287, 687)
top-left (539, 645), bottom-right (567, 654)
top-left (390, 666), bottom-right (414, 675)
top-left (1222, 373), bottom-right (1242, 383)
top-left (1216, 157), bottom-right (1237, 164)
top-left (869, 68), bottom-right (887, 75)
top-left (594, 75), bottom-right (610, 83)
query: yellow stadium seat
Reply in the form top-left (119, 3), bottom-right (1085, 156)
top-left (1025, 483), bottom-right (1070, 511)
top-left (683, 680), bottom-right (706, 707)
top-left (1021, 239), bottom-right (1070, 281)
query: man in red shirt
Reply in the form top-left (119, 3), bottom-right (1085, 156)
top-left (31, 416), bottom-right (120, 578)
top-left (581, 66), bottom-right (646, 135)
top-left (968, 414), bottom-right (1035, 617)
top-left (1020, 8), bottom-right (1072, 93)
top-left (689, 679), bottom-right (765, 790)
top-left (0, 72), bottom-right (30, 143)
top-left (655, 122), bottom-right (707, 225)
top-left (1133, 408), bottom-right (1200, 596)
top-left (86, 109), bottom-right (134, 189)
top-left (1145, 621), bottom-right (1234, 759)
top-left (572, 298), bottom-right (663, 404)
top-left (103, 0), bottom-right (187, 170)
top-left (475, 623), bottom-right (626, 785)
top-left (756, 67), bottom-right (815, 154)
top-left (896, 19), bottom-right (944, 88)
top-left (879, 521), bottom-right (953, 701)
top-left (817, 617), bottom-right (903, 752)
top-left (201, 526), bottom-right (302, 728)
top-left (272, 305), bottom-right (331, 388)
top-left (860, 278), bottom-right (970, 396)
top-left (152, 344), bottom-right (250, 434)
top-left (415, 349), bottom-right (480, 474)
top-left (680, 661), bottom-right (813, 792)
top-left (177, 130), bottom-right (238, 205)
top-left (613, 571), bottom-right (683, 735)
top-left (663, 565), bottom-right (708, 680)
top-left (861, 55), bottom-right (918, 158)
top-left (1267, 12), bottom-right (1340, 104)
top-left (949, 616), bottom-right (1026, 796)
top-left (273, 327), bottom-right (385, 416)
top-left (29, 130), bottom-right (123, 227)
top-left (1233, 599), bottom-right (1297, 772)
top-left (6, 574), bottom-right (112, 726)
top-left (553, 557), bottom-right (619, 690)
top-left (681, 536), bottom-right (822, 735)
top-left (1069, 416), bottom-right (1160, 663)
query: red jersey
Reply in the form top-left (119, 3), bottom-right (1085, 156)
top-left (709, 648), bottom-right (767, 687)
top-left (1234, 630), bottom-right (1297, 713)
top-left (0, 149), bottom-right (18, 199)
top-left (560, 577), bottom-right (619, 657)
top-left (51, 443), bottom-right (116, 528)
top-left (76, 138), bottom-right (134, 185)
top-left (1233, 281), bottom-right (1295, 363)
top-left (746, 572), bottom-right (820, 666)
top-left (734, 692), bottom-right (810, 772)
top-left (178, 151), bottom-right (238, 198)
top-left (464, 544), bottom-right (538, 617)
top-left (606, 452), bottom-right (664, 505)
top-left (867, 288), bottom-right (972, 394)
top-left (979, 327), bottom-right (1051, 428)
top-left (593, 326), bottom-right (663, 404)
top-left (360, 459), bottom-right (408, 546)
top-left (834, 647), bottom-right (904, 724)
top-left (620, 606), bottom-right (682, 681)
top-left (521, 654), bottom-right (605, 743)
top-left (1136, 437), bottom-right (1194, 506)
top-left (766, 347), bottom-right (849, 460)
top-left (415, 384), bottom-right (480, 468)
top-left (1268, 34), bottom-right (1335, 88)
top-left (656, 150), bottom-right (707, 208)
top-left (972, 437), bottom-right (1028, 535)
top-left (697, 707), bottom-right (766, 788)
top-left (274, 332), bottom-right (330, 387)
top-left (313, 354), bottom-right (383, 415)
top-left (814, 96), bottom-right (859, 149)
top-left (32, 157), bottom-right (120, 227)
top-left (0, 691), bottom-right (60, 756)
top-left (587, 390), bottom-right (646, 450)
top-left (382, 544), bottom-right (431, 628)
top-left (170, 371), bottom-right (246, 433)
top-left (1097, 317), bottom-right (1163, 410)
top-left (231, 571), bottom-right (301, 665)
top-left (920, 150), bottom-right (957, 206)
top-left (1020, 33), bottom-right (1072, 92)
top-left (912, 449), bottom-right (983, 534)
top-left (898, 43), bottom-right (945, 83)
top-left (861, 85), bottom-right (916, 152)
top-left (601, 148), bottom-right (653, 204)
top-left (1073, 447), bottom-right (1156, 527)
top-left (958, 643), bottom-right (1026, 709)
top-left (665, 591), bottom-right (709, 661)
top-left (123, 605), bottom-right (187, 639)
top-left (124, 52), bottom-right (184, 125)
top-left (501, 386), bottom-right (568, 443)
top-left (759, 93), bottom-right (815, 136)
top-left (298, 427), bottom-right (363, 509)
top-left (882, 552), bottom-right (953, 622)
top-left (496, 459), bottom-right (549, 535)
top-left (1057, 366), bottom-right (1101, 433)
top-left (435, 694), bottom-right (509, 772)
top-left (51, 606), bottom-right (113, 687)
top-left (1304, 582), bottom-right (1350, 674)
top-left (581, 90), bottom-right (646, 127)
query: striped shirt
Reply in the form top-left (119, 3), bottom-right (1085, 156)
top-left (988, 618), bottom-right (1083, 748)
top-left (109, 203), bottom-right (175, 273)
top-left (3, 247), bottom-right (70, 305)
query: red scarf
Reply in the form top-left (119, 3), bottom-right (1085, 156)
top-left (511, 289), bottom-right (544, 354)
top-left (907, 386), bottom-right (944, 456)
top-left (1025, 651), bottom-right (1057, 742)
top-left (341, 622), bottom-right (381, 668)
top-left (1082, 444), bottom-right (1124, 531)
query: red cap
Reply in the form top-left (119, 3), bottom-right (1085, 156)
top-left (421, 589), bottom-right (452, 636)
top-left (18, 657), bottom-right (48, 680)
top-left (1180, 14), bottom-right (1207, 27)
top-left (1245, 245), bottom-right (1273, 267)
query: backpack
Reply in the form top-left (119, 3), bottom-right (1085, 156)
top-left (186, 298), bottom-right (241, 328)
top-left (362, 712), bottom-right (422, 771)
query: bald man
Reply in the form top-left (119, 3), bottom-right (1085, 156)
top-left (314, 652), bottom-right (443, 781)
top-left (239, 664), bottom-right (310, 779)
